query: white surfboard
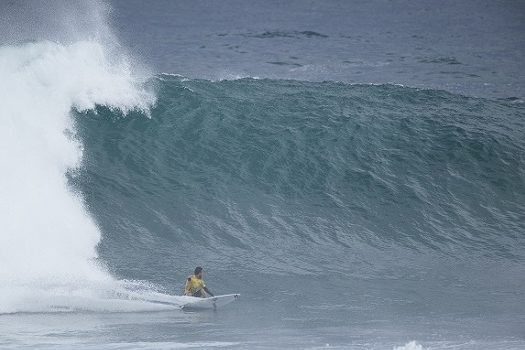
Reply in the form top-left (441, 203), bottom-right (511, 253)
top-left (181, 294), bottom-right (240, 310)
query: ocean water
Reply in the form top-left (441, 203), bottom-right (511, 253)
top-left (1, 1), bottom-right (524, 349)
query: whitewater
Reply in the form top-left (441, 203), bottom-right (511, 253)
top-left (0, 40), bottom-right (184, 313)
top-left (1, 1), bottom-right (525, 349)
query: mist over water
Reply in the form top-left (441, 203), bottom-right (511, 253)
top-left (0, 1), bottom-right (176, 314)
top-left (1, 1), bottom-right (525, 349)
top-left (0, 1), bottom-right (112, 45)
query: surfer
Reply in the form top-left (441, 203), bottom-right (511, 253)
top-left (184, 266), bottom-right (214, 298)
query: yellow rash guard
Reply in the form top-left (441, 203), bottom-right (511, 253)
top-left (185, 275), bottom-right (206, 296)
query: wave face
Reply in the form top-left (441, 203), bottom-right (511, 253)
top-left (1, 45), bottom-right (525, 350)
top-left (72, 75), bottom-right (525, 286)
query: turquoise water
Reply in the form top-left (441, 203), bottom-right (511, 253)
top-left (73, 76), bottom-right (525, 348)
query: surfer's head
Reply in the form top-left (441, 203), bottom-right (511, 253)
top-left (194, 266), bottom-right (203, 278)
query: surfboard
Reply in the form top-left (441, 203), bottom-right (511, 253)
top-left (181, 293), bottom-right (240, 310)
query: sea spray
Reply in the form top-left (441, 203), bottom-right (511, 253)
top-left (0, 40), bottom-right (156, 313)
top-left (394, 341), bottom-right (424, 350)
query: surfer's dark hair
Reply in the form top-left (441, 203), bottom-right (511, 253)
top-left (194, 266), bottom-right (203, 275)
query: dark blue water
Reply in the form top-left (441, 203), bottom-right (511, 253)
top-left (1, 1), bottom-right (525, 349)
top-left (112, 0), bottom-right (525, 99)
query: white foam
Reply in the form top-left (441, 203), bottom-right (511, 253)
top-left (0, 38), bottom-right (166, 313)
top-left (393, 341), bottom-right (424, 350)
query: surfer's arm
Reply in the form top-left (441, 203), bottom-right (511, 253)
top-left (184, 277), bottom-right (192, 295)
top-left (203, 286), bottom-right (214, 297)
